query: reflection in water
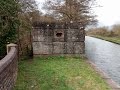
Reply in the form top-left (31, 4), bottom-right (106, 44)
top-left (85, 36), bottom-right (120, 85)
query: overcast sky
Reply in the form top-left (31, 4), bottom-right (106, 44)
top-left (35, 0), bottom-right (120, 26)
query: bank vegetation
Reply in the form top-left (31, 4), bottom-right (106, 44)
top-left (87, 24), bottom-right (120, 44)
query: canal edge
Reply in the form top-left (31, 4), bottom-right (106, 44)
top-left (88, 36), bottom-right (120, 45)
top-left (86, 60), bottom-right (120, 90)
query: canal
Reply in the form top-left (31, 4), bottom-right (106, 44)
top-left (85, 36), bottom-right (120, 85)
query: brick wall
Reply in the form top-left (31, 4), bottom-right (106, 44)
top-left (0, 45), bottom-right (18, 90)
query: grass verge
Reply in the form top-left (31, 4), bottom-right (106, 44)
top-left (14, 56), bottom-right (111, 90)
top-left (90, 35), bottom-right (120, 44)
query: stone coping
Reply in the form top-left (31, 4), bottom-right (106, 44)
top-left (0, 47), bottom-right (17, 73)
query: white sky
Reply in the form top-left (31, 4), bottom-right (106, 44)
top-left (35, 0), bottom-right (120, 26)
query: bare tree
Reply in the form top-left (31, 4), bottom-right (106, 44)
top-left (43, 0), bottom-right (97, 27)
top-left (17, 0), bottom-right (38, 12)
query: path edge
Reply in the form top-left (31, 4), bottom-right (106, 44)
top-left (86, 60), bottom-right (120, 90)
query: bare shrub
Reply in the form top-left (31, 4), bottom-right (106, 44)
top-left (87, 27), bottom-right (109, 36)
top-left (112, 24), bottom-right (120, 37)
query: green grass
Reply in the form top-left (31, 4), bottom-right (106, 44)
top-left (91, 35), bottom-right (120, 44)
top-left (14, 56), bottom-right (111, 90)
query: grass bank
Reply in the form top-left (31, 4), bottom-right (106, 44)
top-left (90, 35), bottom-right (120, 44)
top-left (14, 56), bottom-right (111, 90)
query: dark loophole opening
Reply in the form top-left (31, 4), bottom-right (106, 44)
top-left (56, 33), bottom-right (62, 37)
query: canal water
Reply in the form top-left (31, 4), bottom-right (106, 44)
top-left (85, 36), bottom-right (120, 85)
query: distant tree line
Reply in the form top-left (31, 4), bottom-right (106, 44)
top-left (87, 24), bottom-right (120, 37)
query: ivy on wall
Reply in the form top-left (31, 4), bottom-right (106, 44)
top-left (0, 0), bottom-right (20, 58)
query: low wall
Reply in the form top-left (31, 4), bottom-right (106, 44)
top-left (0, 44), bottom-right (18, 90)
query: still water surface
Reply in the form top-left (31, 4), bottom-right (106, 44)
top-left (85, 36), bottom-right (120, 85)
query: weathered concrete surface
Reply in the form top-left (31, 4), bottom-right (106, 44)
top-left (32, 23), bottom-right (85, 55)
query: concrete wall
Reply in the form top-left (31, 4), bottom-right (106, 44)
top-left (32, 23), bottom-right (85, 55)
top-left (0, 44), bottom-right (18, 90)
